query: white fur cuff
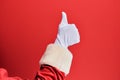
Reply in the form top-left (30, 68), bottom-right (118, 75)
top-left (39, 44), bottom-right (73, 75)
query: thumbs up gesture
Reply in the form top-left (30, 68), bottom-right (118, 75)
top-left (55, 12), bottom-right (80, 48)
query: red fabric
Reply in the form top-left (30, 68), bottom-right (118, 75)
top-left (0, 65), bottom-right (65, 80)
top-left (35, 64), bottom-right (65, 80)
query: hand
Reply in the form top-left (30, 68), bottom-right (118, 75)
top-left (55, 12), bottom-right (80, 48)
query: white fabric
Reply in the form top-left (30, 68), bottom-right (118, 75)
top-left (55, 12), bottom-right (80, 48)
top-left (39, 44), bottom-right (73, 75)
top-left (39, 12), bottom-right (80, 76)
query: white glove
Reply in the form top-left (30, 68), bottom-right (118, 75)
top-left (39, 12), bottom-right (80, 75)
top-left (55, 12), bottom-right (80, 48)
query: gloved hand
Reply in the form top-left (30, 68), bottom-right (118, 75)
top-left (55, 12), bottom-right (80, 48)
top-left (40, 12), bottom-right (80, 75)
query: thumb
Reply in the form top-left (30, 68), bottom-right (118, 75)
top-left (59, 12), bottom-right (68, 28)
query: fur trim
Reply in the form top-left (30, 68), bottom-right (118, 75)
top-left (39, 44), bottom-right (73, 75)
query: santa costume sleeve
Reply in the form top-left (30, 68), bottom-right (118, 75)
top-left (35, 43), bottom-right (73, 80)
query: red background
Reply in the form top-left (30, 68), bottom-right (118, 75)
top-left (0, 0), bottom-right (120, 80)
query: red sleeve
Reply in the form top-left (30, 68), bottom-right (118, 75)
top-left (0, 65), bottom-right (65, 80)
top-left (35, 64), bottom-right (65, 80)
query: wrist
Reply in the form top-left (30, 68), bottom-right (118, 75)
top-left (39, 44), bottom-right (72, 75)
top-left (54, 38), bottom-right (68, 48)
